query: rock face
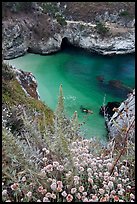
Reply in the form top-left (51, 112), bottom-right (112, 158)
top-left (2, 10), bottom-right (135, 59)
top-left (12, 67), bottom-right (40, 100)
top-left (99, 102), bottom-right (121, 119)
top-left (106, 89), bottom-right (135, 140)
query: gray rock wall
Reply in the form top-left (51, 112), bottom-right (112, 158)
top-left (107, 90), bottom-right (135, 140)
top-left (2, 14), bottom-right (135, 59)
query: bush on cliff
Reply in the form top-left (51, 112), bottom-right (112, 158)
top-left (2, 73), bottom-right (135, 202)
top-left (96, 22), bottom-right (110, 37)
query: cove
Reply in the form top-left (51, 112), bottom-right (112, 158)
top-left (5, 47), bottom-right (135, 143)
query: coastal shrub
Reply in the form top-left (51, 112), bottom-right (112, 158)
top-left (42, 3), bottom-right (58, 16)
top-left (96, 22), bottom-right (110, 37)
top-left (2, 83), bottom-right (135, 202)
top-left (56, 14), bottom-right (67, 26)
top-left (119, 10), bottom-right (134, 19)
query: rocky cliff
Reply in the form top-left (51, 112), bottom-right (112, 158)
top-left (2, 2), bottom-right (135, 59)
top-left (106, 89), bottom-right (135, 141)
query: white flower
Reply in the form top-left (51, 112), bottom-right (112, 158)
top-left (45, 192), bottom-right (51, 198)
top-left (87, 168), bottom-right (92, 173)
top-left (26, 191), bottom-right (32, 198)
top-left (71, 188), bottom-right (77, 194)
top-left (130, 193), bottom-right (135, 200)
top-left (42, 148), bottom-right (47, 152)
top-left (111, 190), bottom-right (116, 195)
top-left (51, 193), bottom-right (56, 199)
top-left (79, 166), bottom-right (84, 172)
top-left (2, 189), bottom-right (7, 196)
top-left (43, 197), bottom-right (50, 202)
top-left (74, 176), bottom-right (80, 181)
top-left (61, 191), bottom-right (67, 197)
top-left (93, 185), bottom-right (97, 189)
top-left (82, 197), bottom-right (89, 202)
top-left (79, 186), bottom-right (84, 192)
top-left (117, 184), bottom-right (122, 189)
top-left (108, 181), bottom-right (114, 189)
top-left (83, 192), bottom-right (88, 196)
top-left (50, 183), bottom-right (57, 191)
top-left (21, 176), bottom-right (26, 182)
top-left (42, 157), bottom-right (48, 162)
top-left (99, 188), bottom-right (105, 195)
top-left (118, 190), bottom-right (124, 196)
top-left (46, 150), bottom-right (50, 155)
top-left (57, 165), bottom-right (64, 171)
top-left (53, 161), bottom-right (59, 167)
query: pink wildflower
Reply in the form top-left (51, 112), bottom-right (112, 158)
top-left (114, 172), bottom-right (118, 177)
top-left (57, 186), bottom-right (62, 192)
top-left (79, 186), bottom-right (84, 192)
top-left (66, 194), bottom-right (73, 202)
top-left (38, 186), bottom-right (43, 192)
top-left (100, 197), bottom-right (107, 202)
top-left (57, 181), bottom-right (63, 188)
top-left (11, 183), bottom-right (19, 190)
top-left (44, 164), bottom-right (53, 173)
top-left (113, 195), bottom-right (119, 202)
top-left (88, 177), bottom-right (93, 184)
top-left (92, 195), bottom-right (98, 202)
top-left (41, 189), bottom-right (47, 195)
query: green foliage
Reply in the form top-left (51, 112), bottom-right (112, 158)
top-left (12, 2), bottom-right (32, 13)
top-left (42, 2), bottom-right (58, 15)
top-left (56, 14), bottom-right (67, 26)
top-left (96, 22), bottom-right (110, 37)
top-left (119, 10), bottom-right (134, 19)
top-left (55, 84), bottom-right (64, 119)
top-left (42, 3), bottom-right (67, 26)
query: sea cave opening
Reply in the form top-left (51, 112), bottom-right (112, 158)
top-left (61, 37), bottom-right (75, 50)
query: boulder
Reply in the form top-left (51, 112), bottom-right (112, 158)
top-left (99, 101), bottom-right (121, 119)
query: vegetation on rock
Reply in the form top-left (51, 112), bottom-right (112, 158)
top-left (2, 63), bottom-right (135, 202)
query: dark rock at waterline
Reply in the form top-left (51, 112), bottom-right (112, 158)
top-left (99, 101), bottom-right (121, 119)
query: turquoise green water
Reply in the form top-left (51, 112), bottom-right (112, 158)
top-left (5, 47), bottom-right (135, 142)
